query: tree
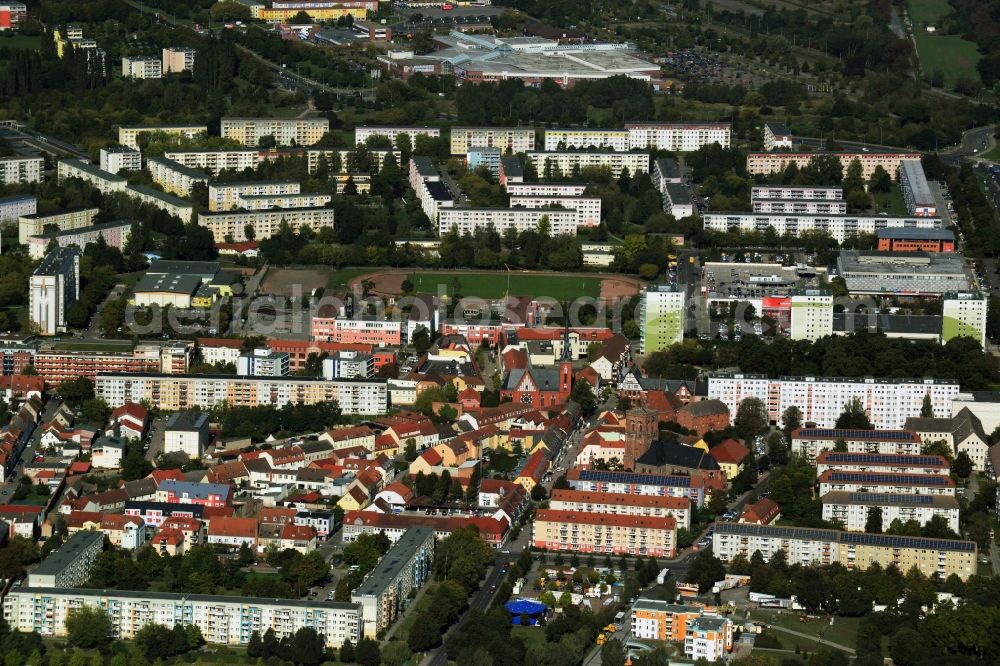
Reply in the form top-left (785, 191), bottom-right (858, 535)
top-left (781, 405), bottom-right (802, 434)
top-left (687, 550), bottom-right (725, 593)
top-left (247, 631), bottom-right (263, 658)
top-left (355, 637), bottom-right (381, 666)
top-left (920, 392), bottom-right (934, 418)
top-left (735, 397), bottom-right (768, 441)
top-left (412, 327), bottom-right (431, 355)
top-left (835, 397), bottom-right (874, 429)
top-left (404, 438), bottom-right (418, 462)
top-left (339, 639), bottom-right (355, 663)
top-left (833, 438), bottom-right (849, 452)
top-left (288, 627), bottom-right (325, 666)
top-left (709, 490), bottom-right (728, 515)
top-left (766, 431), bottom-right (789, 466)
top-left (865, 506), bottom-right (883, 534)
top-left (953, 451), bottom-right (973, 478)
top-left (570, 379), bottom-right (596, 415)
top-left (66, 606), bottom-right (112, 649)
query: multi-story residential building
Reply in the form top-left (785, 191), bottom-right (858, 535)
top-left (438, 206), bottom-right (580, 237)
top-left (0, 337), bottom-right (37, 376)
top-left (661, 183), bottom-right (694, 218)
top-left (0, 194), bottom-right (35, 223)
top-left (354, 126), bottom-right (439, 147)
top-left (875, 227), bottom-right (955, 253)
top-left (234, 192), bottom-right (332, 211)
top-left (323, 351), bottom-right (375, 379)
top-left (707, 374), bottom-right (960, 430)
top-left (32, 342), bottom-right (176, 385)
top-left (814, 451), bottom-right (950, 476)
top-left (164, 411), bottom-right (210, 459)
top-left (625, 122), bottom-right (731, 151)
top-left (791, 428), bottom-right (929, 463)
top-left (762, 122), bottom-right (793, 150)
top-left (818, 469), bottom-right (955, 496)
top-left (163, 149), bottom-right (259, 175)
top-left (27, 220), bottom-right (134, 260)
top-left (712, 521), bottom-right (976, 580)
top-left (220, 117), bottom-right (329, 146)
top-left (237, 349), bottom-right (290, 377)
top-left (631, 600), bottom-right (705, 642)
top-left (528, 151), bottom-right (649, 177)
top-left (95, 373), bottom-right (389, 415)
top-left (121, 55), bottom-right (162, 79)
top-left (29, 248), bottom-right (80, 336)
top-left (126, 185), bottom-right (194, 221)
top-left (162, 46), bottom-right (195, 73)
top-left (100, 146), bottom-right (142, 174)
top-left (311, 317), bottom-right (403, 346)
top-left (836, 250), bottom-right (971, 295)
top-left (751, 186), bottom-right (843, 200)
top-left (899, 159), bottom-right (936, 217)
top-left (18, 207), bottom-right (99, 244)
top-left (504, 182), bottom-right (587, 197)
top-left (566, 468), bottom-right (711, 506)
top-left (941, 292), bottom-right (987, 347)
top-left (751, 198), bottom-right (848, 214)
top-left (411, 168), bottom-right (453, 224)
top-left (509, 194), bottom-right (601, 227)
top-left (746, 151), bottom-right (922, 180)
top-left (450, 127), bottom-right (536, 156)
top-left (3, 587), bottom-right (362, 648)
top-left (351, 527), bottom-right (434, 638)
top-left (789, 289), bottom-right (833, 341)
top-left (651, 157), bottom-right (681, 196)
top-left (685, 616), bottom-right (734, 661)
top-left (157, 480), bottom-right (231, 507)
top-left (118, 125), bottom-right (208, 150)
top-left (198, 207), bottom-right (335, 243)
top-left (821, 491), bottom-right (960, 532)
top-left (341, 511), bottom-right (509, 549)
top-left (124, 500), bottom-right (205, 528)
top-left (57, 159), bottom-right (127, 194)
top-left (702, 211), bottom-right (940, 244)
top-left (196, 338), bottom-right (243, 365)
top-left (147, 156), bottom-right (210, 196)
top-left (254, 0), bottom-right (377, 22)
top-left (27, 531), bottom-right (104, 587)
top-left (0, 155), bottom-right (43, 184)
top-left (467, 146), bottom-right (501, 177)
top-left (548, 489), bottom-right (691, 529)
top-left (532, 509), bottom-right (676, 557)
top-left (543, 128), bottom-right (629, 151)
top-left (638, 284), bottom-right (685, 354)
top-left (0, 3), bottom-right (27, 30)
top-left (208, 181), bottom-right (300, 211)
top-left (306, 149), bottom-right (400, 174)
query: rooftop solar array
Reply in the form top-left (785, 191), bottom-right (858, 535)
top-left (714, 521), bottom-right (974, 552)
top-left (845, 493), bottom-right (933, 505)
top-left (798, 429), bottom-right (916, 441)
top-left (826, 472), bottom-right (949, 485)
top-left (576, 469), bottom-right (693, 487)
top-left (819, 452), bottom-right (945, 466)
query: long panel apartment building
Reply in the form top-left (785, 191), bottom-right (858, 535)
top-left (508, 194), bottom-right (601, 227)
top-left (351, 527), bottom-right (433, 638)
top-left (707, 374), bottom-right (960, 430)
top-left (163, 149), bottom-right (259, 175)
top-left (0, 194), bottom-right (36, 222)
top-left (751, 199), bottom-right (848, 214)
top-left (702, 211), bottom-right (940, 244)
top-left (527, 151), bottom-right (649, 177)
top-left (565, 468), bottom-right (710, 507)
top-left (504, 182), bottom-right (587, 197)
top-left (438, 207), bottom-right (579, 237)
top-left (220, 117), bottom-right (330, 147)
top-left (625, 122), bottom-right (731, 150)
top-left (4, 587), bottom-right (361, 648)
top-left (307, 149), bottom-right (401, 174)
top-left (126, 185), bottom-right (194, 222)
top-left (235, 192), bottom-right (332, 211)
top-left (147, 156), bottom-right (210, 196)
top-left (118, 125), bottom-right (207, 150)
top-left (791, 428), bottom-right (925, 463)
top-left (28, 220), bottom-right (133, 260)
top-left (34, 341), bottom-right (187, 384)
top-left (818, 470), bottom-right (956, 496)
top-left (449, 127), bottom-right (536, 156)
top-left (899, 158), bottom-right (936, 217)
top-left (0, 155), bottom-right (44, 184)
top-left (548, 489), bottom-right (691, 529)
top-left (208, 181), bottom-right (300, 211)
top-left (543, 129), bottom-right (630, 151)
top-left (355, 126), bottom-right (439, 147)
top-left (712, 522), bottom-right (976, 580)
top-left (95, 372), bottom-right (388, 415)
top-left (751, 186), bottom-right (843, 200)
top-left (18, 207), bottom-right (99, 244)
top-left (532, 509), bottom-right (676, 557)
top-left (57, 159), bottom-right (127, 194)
top-left (820, 491), bottom-right (960, 532)
top-left (814, 451), bottom-right (950, 476)
top-left (746, 151), bottom-right (921, 180)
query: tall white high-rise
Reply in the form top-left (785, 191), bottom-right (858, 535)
top-left (30, 247), bottom-right (80, 335)
top-left (638, 284), bottom-right (685, 354)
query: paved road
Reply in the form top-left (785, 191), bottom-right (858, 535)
top-left (940, 125), bottom-right (996, 164)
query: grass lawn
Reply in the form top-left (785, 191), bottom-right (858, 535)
top-left (0, 34), bottom-right (42, 50)
top-left (980, 144), bottom-right (1000, 163)
top-left (751, 609), bottom-right (859, 651)
top-left (907, 0), bottom-right (953, 25)
top-left (407, 271), bottom-right (602, 300)
top-left (118, 271), bottom-right (146, 288)
top-left (914, 34), bottom-right (981, 88)
top-left (325, 267), bottom-right (381, 290)
top-left (871, 186), bottom-right (909, 216)
top-left (512, 625), bottom-right (548, 651)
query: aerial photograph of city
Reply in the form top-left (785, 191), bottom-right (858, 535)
top-left (0, 0), bottom-right (999, 664)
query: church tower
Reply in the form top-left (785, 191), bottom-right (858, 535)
top-left (624, 407), bottom-right (657, 470)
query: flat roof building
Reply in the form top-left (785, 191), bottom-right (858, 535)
top-left (875, 227), bottom-right (955, 253)
top-left (27, 530), bottom-right (104, 588)
top-left (836, 250), bottom-right (972, 295)
top-left (899, 158), bottom-right (936, 217)
top-left (351, 527), bottom-right (434, 638)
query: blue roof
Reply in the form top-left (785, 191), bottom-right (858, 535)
top-left (159, 479), bottom-right (232, 499)
top-left (505, 598), bottom-right (548, 615)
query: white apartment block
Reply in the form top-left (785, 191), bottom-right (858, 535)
top-left (818, 471), bottom-right (955, 496)
top-left (198, 341), bottom-right (243, 366)
top-left (438, 207), bottom-right (579, 237)
top-left (762, 123), bottom-right (793, 151)
top-left (30, 247), bottom-right (80, 336)
top-left (509, 194), bottom-right (601, 227)
top-left (95, 373), bottom-right (389, 415)
top-left (323, 351), bottom-right (375, 379)
top-left (450, 127), bottom-right (536, 156)
top-left (752, 199), bottom-right (848, 214)
top-left (27, 220), bottom-right (133, 260)
top-left (100, 146), bottom-right (142, 174)
top-left (746, 151), bottom-right (922, 181)
top-left (126, 185), bottom-right (194, 221)
top-left (821, 492), bottom-right (960, 533)
top-left (0, 194), bottom-right (35, 223)
top-left (162, 47), bottom-right (195, 73)
top-left (164, 411), bottom-right (209, 459)
top-left (899, 159), bottom-right (936, 217)
top-left (701, 212), bottom-right (940, 244)
top-left (789, 289), bottom-right (833, 341)
top-left (790, 429), bottom-right (924, 463)
top-left (147, 156), bottom-right (210, 196)
top-left (639, 284), bottom-right (686, 354)
top-left (208, 181), bottom-right (300, 211)
top-left (163, 149), bottom-right (259, 175)
top-left (237, 349), bottom-right (290, 377)
top-left (941, 292), bottom-right (987, 347)
top-left (118, 125), bottom-right (208, 150)
top-left (57, 159), bottom-right (127, 194)
top-left (662, 183), bottom-right (694, 218)
top-left (3, 587), bottom-right (361, 648)
top-left (751, 186), bottom-right (843, 200)
top-left (528, 151), bottom-right (649, 177)
top-left (121, 56), bottom-right (162, 79)
top-left (707, 373), bottom-right (960, 430)
top-left (27, 532), bottom-right (105, 588)
top-left (504, 182), bottom-right (587, 197)
top-left (307, 149), bottom-right (401, 174)
top-left (814, 452), bottom-right (950, 476)
top-left (355, 126), bottom-right (439, 147)
top-left (0, 156), bottom-right (44, 184)
top-left (198, 207), bottom-right (335, 243)
top-left (625, 122), bottom-right (731, 151)
top-left (235, 192), bottom-right (332, 211)
top-left (220, 117), bottom-right (330, 146)
top-left (18, 207), bottom-right (99, 244)
top-left (543, 128), bottom-right (629, 152)
top-left (652, 158), bottom-right (682, 196)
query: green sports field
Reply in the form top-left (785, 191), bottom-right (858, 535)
top-left (907, 0), bottom-right (952, 25)
top-left (914, 34), bottom-right (981, 87)
top-left (407, 272), bottom-right (602, 300)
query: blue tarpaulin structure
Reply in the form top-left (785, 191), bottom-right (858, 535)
top-left (505, 598), bottom-right (548, 625)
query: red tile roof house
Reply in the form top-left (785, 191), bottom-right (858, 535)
top-left (206, 516), bottom-right (259, 550)
top-left (739, 498), bottom-right (781, 525)
top-left (675, 399), bottom-right (730, 435)
top-left (106, 402), bottom-right (149, 440)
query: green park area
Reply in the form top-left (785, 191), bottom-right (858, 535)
top-left (871, 186), bottom-right (909, 216)
top-left (407, 272), bottom-right (603, 300)
top-left (913, 34), bottom-right (981, 88)
top-left (907, 0), bottom-right (953, 25)
top-left (751, 609), bottom-right (860, 654)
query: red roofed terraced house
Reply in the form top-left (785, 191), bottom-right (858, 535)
top-left (739, 498), bottom-right (781, 525)
top-left (514, 448), bottom-right (549, 493)
top-left (532, 509), bottom-right (677, 557)
top-left (341, 510), bottom-right (510, 548)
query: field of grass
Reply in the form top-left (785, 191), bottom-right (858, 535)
top-left (0, 34), bottom-right (42, 50)
top-left (914, 34), bottom-right (982, 87)
top-left (871, 186), bottom-right (909, 216)
top-left (980, 144), bottom-right (1000, 163)
top-left (325, 267), bottom-right (381, 290)
top-left (512, 625), bottom-right (548, 651)
top-left (907, 0), bottom-right (953, 25)
top-left (407, 272), bottom-right (602, 300)
top-left (751, 609), bottom-right (859, 651)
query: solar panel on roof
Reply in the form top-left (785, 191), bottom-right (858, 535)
top-left (827, 472), bottom-right (948, 485)
top-left (717, 521), bottom-right (974, 552)
top-left (823, 453), bottom-right (942, 465)
top-left (844, 493), bottom-right (934, 505)
top-left (578, 469), bottom-right (692, 487)
top-left (799, 429), bottom-right (914, 441)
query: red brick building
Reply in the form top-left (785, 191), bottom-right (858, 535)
top-left (675, 399), bottom-right (730, 435)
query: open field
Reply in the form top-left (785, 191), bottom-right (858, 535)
top-left (325, 267), bottom-right (383, 291)
top-left (914, 34), bottom-right (981, 87)
top-left (0, 34), bottom-right (42, 50)
top-left (907, 0), bottom-right (953, 25)
top-left (980, 145), bottom-right (1000, 163)
top-left (872, 186), bottom-right (909, 216)
top-left (751, 609), bottom-right (859, 651)
top-left (261, 267), bottom-right (332, 296)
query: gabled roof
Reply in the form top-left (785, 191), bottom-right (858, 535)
top-left (418, 448), bottom-right (443, 466)
top-left (590, 333), bottom-right (629, 363)
top-left (208, 516), bottom-right (258, 538)
top-left (952, 407), bottom-right (988, 444)
top-left (635, 439), bottom-right (720, 471)
top-left (678, 399), bottom-right (729, 418)
top-left (740, 497), bottom-right (780, 524)
top-left (709, 439), bottom-right (750, 465)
